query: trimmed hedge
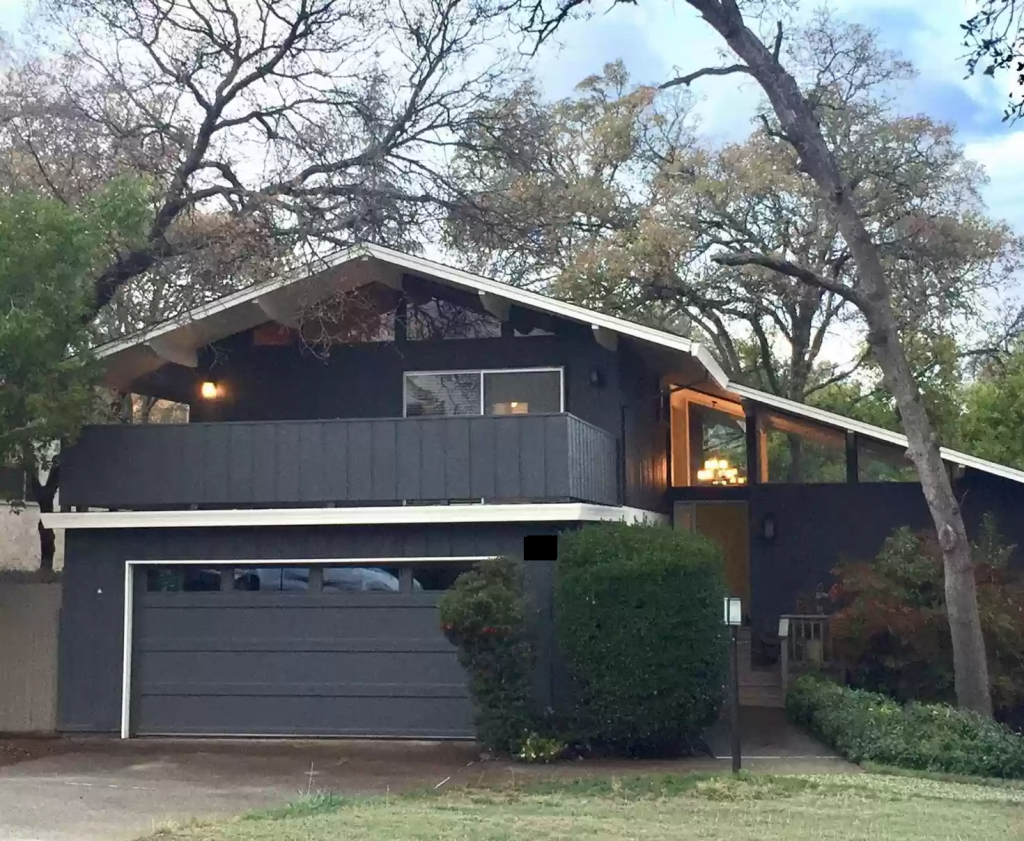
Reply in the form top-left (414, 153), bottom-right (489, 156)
top-left (555, 523), bottom-right (727, 756)
top-left (787, 675), bottom-right (1024, 778)
top-left (438, 557), bottom-right (539, 753)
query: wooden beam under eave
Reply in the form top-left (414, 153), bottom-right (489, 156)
top-left (478, 291), bottom-right (511, 321)
top-left (145, 336), bottom-right (197, 369)
top-left (254, 295), bottom-right (297, 326)
top-left (591, 325), bottom-right (619, 352)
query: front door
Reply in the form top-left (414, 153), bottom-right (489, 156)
top-left (674, 501), bottom-right (751, 614)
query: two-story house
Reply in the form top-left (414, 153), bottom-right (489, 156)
top-left (44, 244), bottom-right (1024, 739)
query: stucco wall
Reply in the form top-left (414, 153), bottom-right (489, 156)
top-left (0, 581), bottom-right (62, 733)
top-left (0, 504), bottom-right (64, 571)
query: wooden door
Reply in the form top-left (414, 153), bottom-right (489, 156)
top-left (694, 502), bottom-right (750, 610)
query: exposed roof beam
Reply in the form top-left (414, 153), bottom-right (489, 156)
top-left (145, 336), bottom-right (197, 368)
top-left (479, 291), bottom-right (511, 321)
top-left (592, 325), bottom-right (618, 352)
top-left (255, 295), bottom-right (297, 326)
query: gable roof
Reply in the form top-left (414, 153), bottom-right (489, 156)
top-left (95, 242), bottom-right (1024, 487)
top-left (95, 242), bottom-right (728, 388)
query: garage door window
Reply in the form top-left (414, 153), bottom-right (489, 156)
top-left (412, 563), bottom-right (477, 591)
top-left (323, 566), bottom-right (401, 592)
top-left (233, 567), bottom-right (311, 591)
top-left (146, 566), bottom-right (222, 592)
top-left (141, 561), bottom-right (481, 595)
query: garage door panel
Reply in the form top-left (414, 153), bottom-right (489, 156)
top-left (135, 650), bottom-right (470, 686)
top-left (135, 694), bottom-right (475, 738)
top-left (131, 569), bottom-right (474, 738)
top-left (136, 603), bottom-right (441, 642)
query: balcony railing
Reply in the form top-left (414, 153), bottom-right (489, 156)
top-left (60, 413), bottom-right (620, 510)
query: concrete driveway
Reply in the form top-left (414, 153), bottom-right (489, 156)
top-left (0, 739), bottom-right (479, 841)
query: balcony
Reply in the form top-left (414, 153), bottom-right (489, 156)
top-left (60, 413), bottom-right (620, 510)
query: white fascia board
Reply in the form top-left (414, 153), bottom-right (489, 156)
top-left (42, 503), bottom-right (669, 531)
top-left (729, 383), bottom-right (1024, 486)
top-left (359, 245), bottom-right (730, 386)
top-left (93, 245), bottom-right (364, 360)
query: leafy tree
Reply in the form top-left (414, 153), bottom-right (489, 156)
top-left (958, 341), bottom-right (1024, 469)
top-left (449, 19), bottom-right (1021, 409)
top-left (501, 0), bottom-right (999, 715)
top-left (0, 178), bottom-right (150, 567)
top-left (0, 0), bottom-right (526, 318)
top-left (962, 0), bottom-right (1024, 121)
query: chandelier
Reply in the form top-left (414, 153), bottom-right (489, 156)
top-left (696, 458), bottom-right (747, 486)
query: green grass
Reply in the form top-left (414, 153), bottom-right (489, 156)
top-left (153, 773), bottom-right (1024, 841)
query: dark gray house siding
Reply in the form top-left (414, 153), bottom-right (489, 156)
top-left (57, 522), bottom-right (570, 734)
top-left (747, 471), bottom-right (1024, 625)
top-left (189, 324), bottom-right (622, 431)
top-left (61, 414), bottom-right (619, 510)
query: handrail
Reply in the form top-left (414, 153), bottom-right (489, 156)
top-left (779, 614), bottom-right (832, 690)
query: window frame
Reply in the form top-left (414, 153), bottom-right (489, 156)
top-left (401, 366), bottom-right (565, 418)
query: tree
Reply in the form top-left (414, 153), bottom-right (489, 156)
top-left (962, 0), bottom-right (1024, 121)
top-left (0, 0), bottom-right (525, 318)
top-left (506, 0), bottom-right (996, 715)
top-left (957, 341), bottom-right (1024, 470)
top-left (449, 21), bottom-right (1021, 413)
top-left (0, 178), bottom-right (151, 568)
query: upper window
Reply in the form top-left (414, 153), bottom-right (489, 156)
top-left (404, 369), bottom-right (563, 417)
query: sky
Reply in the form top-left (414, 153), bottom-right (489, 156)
top-left (529, 0), bottom-right (1024, 235)
top-left (0, 0), bottom-right (1018, 236)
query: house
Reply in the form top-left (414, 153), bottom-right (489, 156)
top-left (42, 244), bottom-right (1024, 739)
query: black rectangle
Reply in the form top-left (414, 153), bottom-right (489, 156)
top-left (524, 534), bottom-right (557, 561)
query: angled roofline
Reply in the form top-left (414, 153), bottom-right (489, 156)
top-left (94, 243), bottom-right (729, 387)
top-left (729, 383), bottom-right (1024, 486)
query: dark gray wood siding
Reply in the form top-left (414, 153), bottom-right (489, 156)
top-left (57, 523), bottom-right (570, 734)
top-left (61, 414), bottom-right (619, 509)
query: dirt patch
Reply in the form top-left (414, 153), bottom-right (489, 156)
top-left (0, 737), bottom-right (68, 768)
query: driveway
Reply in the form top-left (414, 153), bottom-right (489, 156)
top-left (0, 739), bottom-right (479, 841)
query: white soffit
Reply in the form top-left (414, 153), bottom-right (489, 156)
top-left (41, 503), bottom-right (670, 530)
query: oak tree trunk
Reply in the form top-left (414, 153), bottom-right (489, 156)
top-left (690, 0), bottom-right (992, 714)
top-left (29, 461), bottom-right (60, 573)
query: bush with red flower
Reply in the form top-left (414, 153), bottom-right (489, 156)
top-left (830, 514), bottom-right (1024, 718)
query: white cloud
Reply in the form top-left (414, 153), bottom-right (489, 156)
top-left (965, 131), bottom-right (1024, 233)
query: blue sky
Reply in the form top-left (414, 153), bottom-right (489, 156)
top-left (0, 0), bottom-right (1018, 233)
top-left (531, 0), bottom-right (1024, 235)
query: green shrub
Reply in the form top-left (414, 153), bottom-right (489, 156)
top-left (555, 523), bottom-right (727, 756)
top-left (830, 516), bottom-right (1024, 715)
top-left (438, 557), bottom-right (539, 754)
top-left (787, 675), bottom-right (1024, 778)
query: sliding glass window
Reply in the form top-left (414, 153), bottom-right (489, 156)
top-left (404, 369), bottom-right (563, 417)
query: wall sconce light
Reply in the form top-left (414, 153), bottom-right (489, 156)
top-left (200, 381), bottom-right (220, 400)
top-left (589, 369), bottom-right (605, 388)
top-left (761, 513), bottom-right (776, 542)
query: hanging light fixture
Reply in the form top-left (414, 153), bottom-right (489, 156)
top-left (696, 458), bottom-right (747, 486)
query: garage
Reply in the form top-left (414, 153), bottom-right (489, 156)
top-left (127, 560), bottom-right (476, 738)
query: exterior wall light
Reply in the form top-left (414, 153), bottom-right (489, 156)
top-left (200, 381), bottom-right (220, 400)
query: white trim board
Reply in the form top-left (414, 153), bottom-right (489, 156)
top-left (730, 384), bottom-right (1024, 487)
top-left (44, 503), bottom-right (669, 531)
top-left (120, 554), bottom-right (492, 739)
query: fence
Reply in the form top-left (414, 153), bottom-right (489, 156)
top-left (0, 580), bottom-right (61, 733)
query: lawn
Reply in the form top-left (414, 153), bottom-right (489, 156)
top-left (155, 772), bottom-right (1024, 841)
